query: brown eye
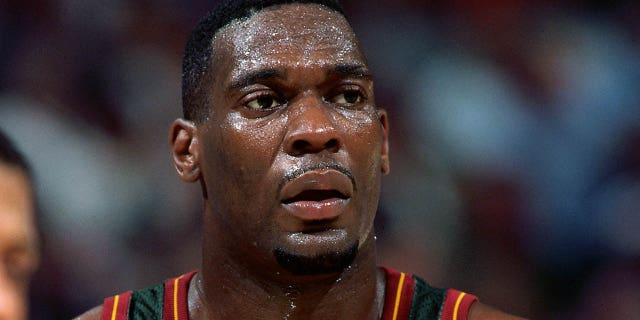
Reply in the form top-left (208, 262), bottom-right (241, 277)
top-left (331, 90), bottom-right (363, 107)
top-left (246, 95), bottom-right (279, 110)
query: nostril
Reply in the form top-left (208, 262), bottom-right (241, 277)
top-left (292, 140), bottom-right (310, 151)
top-left (289, 138), bottom-right (339, 154)
top-left (325, 138), bottom-right (338, 150)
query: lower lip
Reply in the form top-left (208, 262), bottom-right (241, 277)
top-left (282, 198), bottom-right (348, 220)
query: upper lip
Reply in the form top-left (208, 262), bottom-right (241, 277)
top-left (280, 170), bottom-right (353, 204)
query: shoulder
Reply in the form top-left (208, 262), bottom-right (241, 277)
top-left (406, 272), bottom-right (526, 320)
top-left (468, 301), bottom-right (528, 320)
top-left (72, 271), bottom-right (198, 320)
top-left (72, 305), bottom-right (103, 320)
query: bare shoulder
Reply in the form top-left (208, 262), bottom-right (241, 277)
top-left (72, 305), bottom-right (103, 320)
top-left (469, 301), bottom-right (528, 320)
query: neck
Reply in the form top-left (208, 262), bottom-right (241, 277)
top-left (189, 237), bottom-right (384, 319)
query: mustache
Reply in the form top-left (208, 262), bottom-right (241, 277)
top-left (278, 163), bottom-right (356, 192)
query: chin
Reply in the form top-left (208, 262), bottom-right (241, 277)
top-left (273, 240), bottom-right (359, 276)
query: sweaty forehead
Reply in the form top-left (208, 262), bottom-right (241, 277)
top-left (213, 4), bottom-right (365, 77)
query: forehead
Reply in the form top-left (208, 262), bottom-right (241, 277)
top-left (213, 4), bottom-right (366, 78)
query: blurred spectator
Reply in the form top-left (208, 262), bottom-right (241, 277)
top-left (0, 130), bottom-right (40, 320)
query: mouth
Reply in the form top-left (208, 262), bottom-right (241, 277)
top-left (279, 170), bottom-right (353, 221)
top-left (282, 189), bottom-right (348, 204)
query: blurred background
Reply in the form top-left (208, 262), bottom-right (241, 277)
top-left (1, 0), bottom-right (639, 318)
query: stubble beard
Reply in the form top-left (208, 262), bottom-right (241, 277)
top-left (273, 240), bottom-right (359, 276)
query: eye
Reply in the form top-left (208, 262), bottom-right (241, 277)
top-left (330, 89), bottom-right (364, 108)
top-left (245, 95), bottom-right (280, 110)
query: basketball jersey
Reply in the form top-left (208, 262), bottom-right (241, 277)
top-left (101, 267), bottom-right (477, 320)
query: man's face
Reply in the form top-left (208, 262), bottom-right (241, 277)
top-left (196, 4), bottom-right (389, 275)
top-left (0, 165), bottom-right (38, 320)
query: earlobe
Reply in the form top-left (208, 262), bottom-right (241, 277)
top-left (169, 119), bottom-right (201, 182)
top-left (378, 109), bottom-right (390, 175)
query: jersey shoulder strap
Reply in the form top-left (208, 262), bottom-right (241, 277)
top-left (161, 270), bottom-right (197, 320)
top-left (379, 266), bottom-right (478, 320)
top-left (380, 266), bottom-right (417, 320)
top-left (440, 288), bottom-right (477, 320)
top-left (101, 291), bottom-right (132, 320)
top-left (101, 271), bottom-right (197, 320)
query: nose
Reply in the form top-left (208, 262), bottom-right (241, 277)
top-left (284, 95), bottom-right (341, 156)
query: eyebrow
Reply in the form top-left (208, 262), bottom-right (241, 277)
top-left (227, 64), bottom-right (372, 90)
top-left (327, 64), bottom-right (372, 79)
top-left (229, 68), bottom-right (285, 90)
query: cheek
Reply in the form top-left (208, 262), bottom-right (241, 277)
top-left (351, 117), bottom-right (385, 199)
top-left (208, 113), bottom-right (287, 203)
top-left (340, 111), bottom-right (383, 172)
top-left (222, 113), bottom-right (285, 172)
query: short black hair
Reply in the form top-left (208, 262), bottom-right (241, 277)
top-left (181, 0), bottom-right (346, 123)
top-left (0, 129), bottom-right (31, 177)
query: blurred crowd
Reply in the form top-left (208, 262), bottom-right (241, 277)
top-left (1, 0), bottom-right (638, 319)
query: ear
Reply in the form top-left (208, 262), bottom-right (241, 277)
top-left (378, 109), bottom-right (390, 175)
top-left (169, 118), bottom-right (201, 182)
